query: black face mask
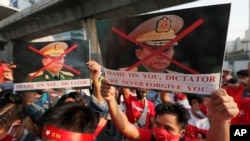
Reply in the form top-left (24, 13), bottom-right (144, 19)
top-left (136, 90), bottom-right (146, 100)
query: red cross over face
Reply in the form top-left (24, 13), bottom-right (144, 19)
top-left (42, 56), bottom-right (65, 74)
top-left (112, 18), bottom-right (204, 74)
top-left (135, 46), bottom-right (175, 72)
top-left (28, 44), bottom-right (80, 80)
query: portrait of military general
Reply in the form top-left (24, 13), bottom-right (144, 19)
top-left (13, 40), bottom-right (90, 91)
top-left (95, 4), bottom-right (230, 94)
top-left (96, 4), bottom-right (230, 75)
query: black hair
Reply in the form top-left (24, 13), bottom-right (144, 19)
top-left (0, 93), bottom-right (24, 130)
top-left (155, 102), bottom-right (190, 130)
top-left (37, 102), bottom-right (98, 133)
top-left (0, 89), bottom-right (14, 98)
top-left (18, 90), bottom-right (44, 97)
top-left (236, 69), bottom-right (249, 77)
top-left (55, 92), bottom-right (88, 107)
top-left (186, 94), bottom-right (204, 106)
top-left (228, 77), bottom-right (238, 84)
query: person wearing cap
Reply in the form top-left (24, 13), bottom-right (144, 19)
top-left (119, 15), bottom-right (184, 106)
top-left (26, 42), bottom-right (74, 82)
top-left (124, 14), bottom-right (183, 71)
top-left (120, 15), bottom-right (183, 73)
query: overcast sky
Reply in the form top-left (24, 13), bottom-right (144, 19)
top-left (160, 0), bottom-right (249, 41)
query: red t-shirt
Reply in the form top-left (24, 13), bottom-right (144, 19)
top-left (184, 110), bottom-right (209, 139)
top-left (225, 84), bottom-right (245, 124)
top-left (138, 128), bottom-right (152, 141)
top-left (0, 64), bottom-right (9, 83)
top-left (125, 94), bottom-right (155, 128)
top-left (238, 97), bottom-right (250, 124)
top-left (225, 84), bottom-right (244, 104)
top-left (0, 66), bottom-right (4, 83)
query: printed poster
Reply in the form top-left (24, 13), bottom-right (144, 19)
top-left (96, 4), bottom-right (231, 95)
top-left (13, 40), bottom-right (90, 92)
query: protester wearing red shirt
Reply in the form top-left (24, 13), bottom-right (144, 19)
top-left (237, 96), bottom-right (250, 124)
top-left (236, 78), bottom-right (250, 124)
top-left (0, 61), bottom-right (8, 83)
top-left (184, 94), bottom-right (210, 141)
top-left (225, 77), bottom-right (245, 124)
top-left (122, 88), bottom-right (155, 129)
top-left (101, 79), bottom-right (239, 141)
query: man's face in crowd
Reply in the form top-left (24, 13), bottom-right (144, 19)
top-left (222, 70), bottom-right (230, 76)
top-left (42, 56), bottom-right (64, 74)
top-left (192, 97), bottom-right (209, 119)
top-left (0, 120), bottom-right (22, 141)
top-left (154, 113), bottom-right (183, 136)
top-left (136, 46), bottom-right (175, 72)
top-left (237, 75), bottom-right (249, 85)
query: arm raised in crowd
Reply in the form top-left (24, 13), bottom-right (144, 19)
top-left (101, 79), bottom-right (140, 140)
top-left (87, 60), bottom-right (109, 117)
top-left (101, 78), bottom-right (239, 141)
top-left (206, 89), bottom-right (239, 141)
top-left (87, 60), bottom-right (104, 102)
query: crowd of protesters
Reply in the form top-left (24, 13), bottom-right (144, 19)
top-left (222, 68), bottom-right (250, 125)
top-left (0, 60), bottom-right (243, 141)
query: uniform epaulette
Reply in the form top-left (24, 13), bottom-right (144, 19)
top-left (118, 67), bottom-right (138, 72)
top-left (60, 71), bottom-right (74, 77)
top-left (164, 69), bottom-right (178, 74)
top-left (28, 71), bottom-right (44, 77)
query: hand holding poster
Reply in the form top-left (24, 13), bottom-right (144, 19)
top-left (96, 4), bottom-right (231, 95)
top-left (105, 69), bottom-right (220, 94)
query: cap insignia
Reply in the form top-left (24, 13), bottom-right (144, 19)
top-left (156, 17), bottom-right (171, 33)
top-left (54, 43), bottom-right (63, 50)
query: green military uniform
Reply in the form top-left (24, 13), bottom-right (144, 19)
top-left (27, 69), bottom-right (74, 82)
top-left (25, 42), bottom-right (77, 104)
top-left (26, 42), bottom-right (74, 82)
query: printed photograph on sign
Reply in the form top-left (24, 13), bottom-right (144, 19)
top-left (13, 40), bottom-right (91, 93)
top-left (96, 4), bottom-right (231, 95)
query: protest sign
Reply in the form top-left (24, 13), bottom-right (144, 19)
top-left (13, 40), bottom-right (90, 92)
top-left (96, 4), bottom-right (231, 95)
